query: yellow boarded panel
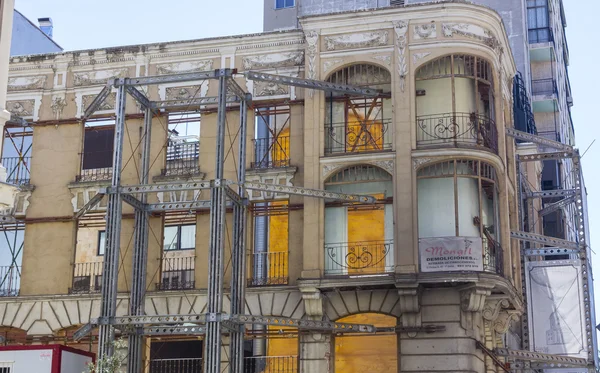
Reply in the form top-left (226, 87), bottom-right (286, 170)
top-left (265, 326), bottom-right (298, 373)
top-left (347, 194), bottom-right (385, 274)
top-left (335, 314), bottom-right (397, 373)
top-left (272, 127), bottom-right (290, 167)
top-left (347, 110), bottom-right (384, 152)
top-left (268, 200), bottom-right (289, 281)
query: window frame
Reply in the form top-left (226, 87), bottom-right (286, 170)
top-left (275, 0), bottom-right (295, 9)
top-left (163, 224), bottom-right (196, 251)
top-left (97, 230), bottom-right (106, 256)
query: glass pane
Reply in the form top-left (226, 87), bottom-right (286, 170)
top-left (275, 0), bottom-right (285, 8)
top-left (457, 177), bottom-right (480, 237)
top-left (481, 180), bottom-right (497, 237)
top-left (418, 178), bottom-right (456, 238)
top-left (163, 226), bottom-right (179, 251)
top-left (98, 231), bottom-right (106, 256)
top-left (180, 225), bottom-right (196, 250)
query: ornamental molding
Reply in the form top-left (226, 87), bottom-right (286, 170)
top-left (413, 24), bottom-right (437, 39)
top-left (0, 188), bottom-right (33, 218)
top-left (412, 52), bottom-right (431, 65)
top-left (368, 160), bottom-right (394, 174)
top-left (51, 96), bottom-right (67, 120)
top-left (305, 30), bottom-right (319, 81)
top-left (397, 285), bottom-right (422, 331)
top-left (165, 85), bottom-right (204, 100)
top-left (254, 80), bottom-right (289, 97)
top-left (7, 75), bottom-right (46, 91)
top-left (245, 167), bottom-right (297, 201)
top-left (82, 92), bottom-right (116, 112)
top-left (393, 21), bottom-right (409, 92)
top-left (300, 287), bottom-right (323, 318)
top-left (442, 23), bottom-right (502, 52)
top-left (68, 185), bottom-right (109, 213)
top-left (412, 157), bottom-right (433, 170)
top-left (156, 60), bottom-right (213, 75)
top-left (6, 100), bottom-right (35, 117)
top-left (323, 59), bottom-right (343, 73)
top-left (242, 52), bottom-right (304, 70)
top-left (460, 284), bottom-right (494, 313)
top-left (373, 55), bottom-right (392, 66)
top-left (324, 31), bottom-right (389, 51)
top-left (483, 295), bottom-right (521, 335)
top-left (73, 68), bottom-right (129, 87)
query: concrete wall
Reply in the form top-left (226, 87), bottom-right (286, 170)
top-left (10, 10), bottom-right (62, 56)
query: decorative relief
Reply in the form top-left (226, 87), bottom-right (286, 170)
top-left (6, 100), bottom-right (35, 117)
top-left (324, 31), bottom-right (389, 51)
top-left (165, 86), bottom-right (203, 100)
top-left (413, 24), bottom-right (437, 39)
top-left (242, 52), bottom-right (304, 70)
top-left (7, 75), bottom-right (46, 91)
top-left (412, 52), bottom-right (431, 65)
top-left (393, 21), bottom-right (409, 92)
top-left (412, 157), bottom-right (432, 171)
top-left (51, 96), bottom-right (67, 119)
top-left (156, 60), bottom-right (213, 75)
top-left (442, 23), bottom-right (502, 52)
top-left (322, 163), bottom-right (340, 177)
top-left (246, 168), bottom-right (297, 201)
top-left (323, 59), bottom-right (343, 73)
top-left (369, 160), bottom-right (394, 174)
top-left (373, 55), bottom-right (392, 66)
top-left (305, 31), bottom-right (319, 81)
top-left (73, 68), bottom-right (129, 86)
top-left (82, 92), bottom-right (116, 112)
top-left (483, 296), bottom-right (521, 335)
top-left (69, 186), bottom-right (109, 213)
top-left (254, 80), bottom-right (289, 97)
top-left (398, 286), bottom-right (422, 331)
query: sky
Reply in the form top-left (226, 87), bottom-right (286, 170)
top-left (12, 0), bottom-right (600, 317)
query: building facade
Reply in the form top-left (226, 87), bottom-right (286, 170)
top-left (0, 1), bottom-right (593, 372)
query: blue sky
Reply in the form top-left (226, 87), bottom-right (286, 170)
top-left (14, 0), bottom-right (600, 317)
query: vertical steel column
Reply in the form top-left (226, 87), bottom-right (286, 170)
top-left (229, 93), bottom-right (251, 373)
top-left (128, 107), bottom-right (152, 373)
top-left (98, 81), bottom-right (127, 362)
top-left (204, 69), bottom-right (230, 373)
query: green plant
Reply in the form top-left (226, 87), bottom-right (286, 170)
top-left (85, 338), bottom-right (127, 373)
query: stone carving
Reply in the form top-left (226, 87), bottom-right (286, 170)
top-left (73, 68), bottom-right (129, 86)
top-left (82, 92), bottom-right (116, 112)
top-left (246, 167), bottom-right (296, 201)
top-left (51, 96), bottom-right (67, 119)
top-left (300, 287), bottom-right (323, 319)
top-left (413, 24), bottom-right (437, 39)
top-left (373, 55), bottom-right (392, 66)
top-left (369, 160), bottom-right (394, 174)
top-left (412, 157), bottom-right (432, 170)
top-left (254, 80), bottom-right (289, 97)
top-left (7, 75), bottom-right (46, 91)
top-left (460, 284), bottom-right (493, 313)
top-left (242, 52), bottom-right (304, 70)
top-left (412, 52), bottom-right (431, 65)
top-left (165, 85), bottom-right (203, 100)
top-left (393, 21), bottom-right (409, 92)
top-left (442, 23), bottom-right (502, 52)
top-left (483, 296), bottom-right (521, 335)
top-left (324, 31), bottom-right (388, 51)
top-left (156, 60), bottom-right (213, 75)
top-left (493, 309), bottom-right (520, 334)
top-left (6, 100), bottom-right (35, 117)
top-left (323, 59), bottom-right (343, 73)
top-left (322, 163), bottom-right (340, 177)
top-left (398, 285), bottom-right (421, 332)
top-left (305, 31), bottom-right (319, 81)
top-left (69, 186), bottom-right (109, 213)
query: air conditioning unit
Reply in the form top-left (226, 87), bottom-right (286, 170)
top-left (390, 0), bottom-right (405, 6)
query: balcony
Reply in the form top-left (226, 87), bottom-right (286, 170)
top-left (325, 120), bottom-right (392, 156)
top-left (1, 157), bottom-right (31, 185)
top-left (251, 136), bottom-right (290, 169)
top-left (483, 237), bottom-right (504, 276)
top-left (247, 252), bottom-right (289, 287)
top-left (156, 256), bottom-right (195, 291)
top-left (416, 113), bottom-right (498, 154)
top-left (69, 262), bottom-right (103, 294)
top-left (324, 240), bottom-right (394, 276)
top-left (149, 358), bottom-right (203, 373)
top-left (0, 265), bottom-right (20, 297)
top-left (161, 139), bottom-right (201, 177)
top-left (244, 356), bottom-right (298, 373)
top-left (531, 79), bottom-right (558, 113)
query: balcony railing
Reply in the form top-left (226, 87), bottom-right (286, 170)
top-left (149, 358), bottom-right (202, 373)
top-left (325, 119), bottom-right (392, 155)
top-left (483, 237), bottom-right (504, 277)
top-left (247, 252), bottom-right (289, 287)
top-left (69, 262), bottom-right (103, 294)
top-left (162, 141), bottom-right (200, 176)
top-left (531, 78), bottom-right (557, 97)
top-left (251, 136), bottom-right (290, 169)
top-left (156, 256), bottom-right (195, 291)
top-left (77, 150), bottom-right (113, 182)
top-left (325, 240), bottom-right (394, 276)
top-left (1, 156), bottom-right (31, 185)
top-left (416, 112), bottom-right (498, 154)
top-left (0, 265), bottom-right (21, 297)
top-left (528, 27), bottom-right (554, 44)
top-left (244, 356), bottom-right (298, 373)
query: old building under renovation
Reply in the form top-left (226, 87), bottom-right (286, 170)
top-left (0, 0), bottom-right (597, 372)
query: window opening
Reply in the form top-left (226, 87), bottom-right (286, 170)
top-left (253, 106), bottom-right (291, 169)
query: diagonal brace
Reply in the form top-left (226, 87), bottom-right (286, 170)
top-left (74, 193), bottom-right (105, 219)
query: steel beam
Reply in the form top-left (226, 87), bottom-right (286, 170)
top-left (150, 96), bottom-right (239, 110)
top-left (142, 326), bottom-right (206, 336)
top-left (527, 189), bottom-right (576, 199)
top-left (116, 182), bottom-right (212, 194)
top-left (523, 247), bottom-right (580, 257)
top-left (519, 151), bottom-right (576, 162)
top-left (83, 83), bottom-right (113, 121)
top-left (242, 181), bottom-right (377, 203)
top-left (245, 71), bottom-right (383, 98)
top-left (506, 128), bottom-right (573, 152)
top-left (494, 348), bottom-right (588, 366)
top-left (74, 322), bottom-right (96, 341)
top-left (74, 193), bottom-right (105, 219)
top-left (121, 194), bottom-right (146, 211)
top-left (227, 79), bottom-right (250, 101)
top-left (231, 315), bottom-right (376, 333)
top-left (511, 230), bottom-right (580, 250)
top-left (125, 86), bottom-right (152, 109)
top-left (538, 196), bottom-right (576, 217)
top-left (146, 200), bottom-right (213, 212)
top-left (119, 70), bottom-right (222, 86)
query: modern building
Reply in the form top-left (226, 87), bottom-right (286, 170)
top-left (0, 1), bottom-right (594, 372)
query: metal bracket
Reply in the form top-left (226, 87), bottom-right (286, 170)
top-left (118, 70), bottom-right (222, 86)
top-left (116, 182), bottom-right (212, 194)
top-left (230, 315), bottom-right (376, 333)
top-left (511, 230), bottom-right (580, 249)
top-left (539, 196), bottom-right (576, 217)
top-left (146, 200), bottom-right (213, 212)
top-left (73, 322), bottom-right (96, 341)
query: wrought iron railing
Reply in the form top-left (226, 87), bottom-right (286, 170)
top-left (247, 251), bottom-right (289, 286)
top-left (149, 358), bottom-right (203, 373)
top-left (251, 136), bottom-right (290, 169)
top-left (244, 356), bottom-right (298, 373)
top-left (156, 256), bottom-right (195, 290)
top-left (1, 156), bottom-right (31, 185)
top-left (416, 112), bottom-right (498, 154)
top-left (324, 240), bottom-right (394, 276)
top-left (162, 141), bottom-right (200, 176)
top-left (0, 265), bottom-right (20, 297)
top-left (77, 151), bottom-right (113, 182)
top-left (69, 261), bottom-right (103, 294)
top-left (531, 78), bottom-right (557, 97)
top-left (325, 119), bottom-right (392, 155)
top-left (483, 237), bottom-right (504, 277)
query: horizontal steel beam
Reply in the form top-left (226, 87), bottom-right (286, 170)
top-left (82, 83), bottom-right (113, 120)
top-left (231, 315), bottom-right (375, 333)
top-left (245, 71), bottom-right (383, 98)
top-left (102, 314), bottom-right (210, 325)
top-left (242, 181), bottom-right (377, 203)
top-left (74, 193), bottom-right (105, 219)
top-left (519, 151), bottom-right (576, 162)
top-left (115, 182), bottom-right (213, 194)
top-left (523, 247), bottom-right (580, 257)
top-left (147, 200), bottom-right (213, 212)
top-left (539, 196), bottom-right (576, 217)
top-left (150, 96), bottom-right (239, 110)
top-left (511, 230), bottom-right (580, 250)
top-left (527, 189), bottom-right (576, 199)
top-left (494, 348), bottom-right (588, 366)
top-left (506, 128), bottom-right (573, 152)
top-left (141, 325), bottom-right (206, 336)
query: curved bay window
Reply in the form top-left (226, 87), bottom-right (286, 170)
top-left (417, 159), bottom-right (503, 275)
top-left (416, 55), bottom-right (498, 153)
top-left (324, 165), bottom-right (394, 276)
top-left (325, 64), bottom-right (392, 155)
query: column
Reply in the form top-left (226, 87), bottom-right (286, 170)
top-left (299, 288), bottom-right (332, 373)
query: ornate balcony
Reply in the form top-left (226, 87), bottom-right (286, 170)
top-left (156, 256), bottom-right (195, 291)
top-left (0, 265), bottom-right (20, 297)
top-left (69, 262), bottom-right (103, 294)
top-left (416, 112), bottom-right (498, 154)
top-left (248, 252), bottom-right (289, 286)
top-left (483, 237), bottom-right (504, 276)
top-left (325, 240), bottom-right (394, 276)
top-left (244, 356), bottom-right (298, 373)
top-left (149, 358), bottom-right (202, 373)
top-left (325, 119), bottom-right (392, 156)
top-left (251, 136), bottom-right (290, 169)
top-left (161, 139), bottom-right (201, 177)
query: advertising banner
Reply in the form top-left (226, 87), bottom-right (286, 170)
top-left (419, 236), bottom-right (483, 272)
top-left (525, 260), bottom-right (588, 360)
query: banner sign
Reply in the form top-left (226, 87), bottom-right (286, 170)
top-left (419, 236), bottom-right (483, 272)
top-left (525, 260), bottom-right (588, 360)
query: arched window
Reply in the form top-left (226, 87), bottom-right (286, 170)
top-left (324, 165), bottom-right (393, 276)
top-left (415, 55), bottom-right (497, 153)
top-left (417, 160), bottom-right (503, 274)
top-left (325, 64), bottom-right (392, 155)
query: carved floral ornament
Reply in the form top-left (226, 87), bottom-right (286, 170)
top-left (393, 21), bottom-right (409, 92)
top-left (482, 296), bottom-right (521, 334)
top-left (442, 23), bottom-right (503, 54)
top-left (324, 30), bottom-right (389, 51)
top-left (413, 23), bottom-right (437, 39)
top-left (6, 100), bottom-right (35, 117)
top-left (305, 30), bottom-right (319, 81)
top-left (73, 68), bottom-right (129, 87)
top-left (7, 75), bottom-right (46, 91)
top-left (242, 52), bottom-right (304, 70)
top-left (156, 60), bottom-right (213, 75)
